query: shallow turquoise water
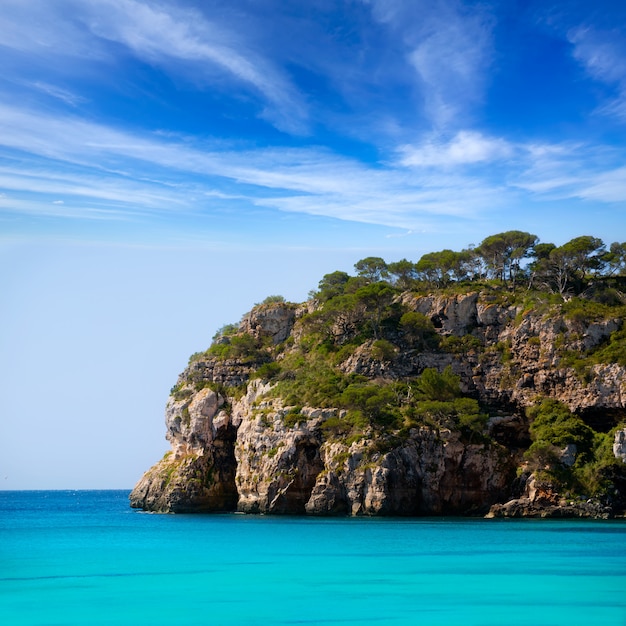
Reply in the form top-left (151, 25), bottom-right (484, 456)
top-left (1, 491), bottom-right (625, 625)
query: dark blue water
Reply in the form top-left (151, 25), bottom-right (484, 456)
top-left (1, 491), bottom-right (625, 625)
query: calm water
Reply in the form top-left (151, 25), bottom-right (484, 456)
top-left (1, 491), bottom-right (625, 625)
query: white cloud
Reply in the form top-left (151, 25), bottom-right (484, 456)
top-left (0, 103), bottom-right (502, 228)
top-left (385, 230), bottom-right (415, 239)
top-left (0, 102), bottom-right (624, 235)
top-left (365, 0), bottom-right (493, 128)
top-left (82, 0), bottom-right (309, 133)
top-left (568, 26), bottom-right (626, 122)
top-left (0, 0), bottom-right (308, 134)
top-left (0, 157), bottom-right (192, 215)
top-left (399, 131), bottom-right (513, 167)
top-left (0, 194), bottom-right (132, 221)
top-left (408, 21), bottom-right (491, 127)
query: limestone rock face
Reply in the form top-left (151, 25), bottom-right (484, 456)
top-left (128, 447), bottom-right (238, 513)
top-left (165, 387), bottom-right (224, 456)
top-left (131, 291), bottom-right (626, 517)
top-left (129, 387), bottom-right (238, 512)
top-left (402, 292), bottom-right (481, 335)
top-left (232, 409), bottom-right (515, 516)
top-left (392, 294), bottom-right (626, 414)
top-left (239, 302), bottom-right (297, 345)
top-left (339, 340), bottom-right (393, 377)
top-left (234, 408), bottom-right (325, 514)
top-left (305, 429), bottom-right (515, 516)
top-left (184, 357), bottom-right (256, 388)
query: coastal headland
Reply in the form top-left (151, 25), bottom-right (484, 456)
top-left (131, 232), bottom-right (626, 517)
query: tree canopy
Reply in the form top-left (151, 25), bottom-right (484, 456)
top-left (311, 232), bottom-right (626, 299)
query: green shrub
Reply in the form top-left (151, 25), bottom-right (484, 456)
top-left (495, 340), bottom-right (512, 363)
top-left (170, 381), bottom-right (184, 396)
top-left (333, 342), bottom-right (359, 364)
top-left (206, 332), bottom-right (265, 363)
top-left (173, 388), bottom-right (194, 401)
top-left (562, 298), bottom-right (626, 324)
top-left (181, 405), bottom-right (191, 426)
top-left (258, 295), bottom-right (286, 305)
top-left (440, 334), bottom-right (483, 354)
top-left (188, 351), bottom-right (208, 364)
top-left (524, 440), bottom-right (561, 470)
top-left (412, 400), bottom-right (455, 425)
top-left (399, 311), bottom-right (438, 348)
top-left (416, 366), bottom-right (460, 401)
top-left (253, 361), bottom-right (282, 380)
top-left (267, 445), bottom-right (282, 458)
top-left (271, 352), bottom-right (350, 408)
top-left (455, 398), bottom-right (489, 436)
top-left (371, 339), bottom-right (397, 361)
top-left (320, 416), bottom-right (353, 437)
top-left (283, 408), bottom-right (304, 428)
top-left (212, 323), bottom-right (239, 341)
top-left (345, 410), bottom-right (370, 430)
top-left (527, 399), bottom-right (595, 460)
top-left (410, 396), bottom-right (486, 436)
top-left (591, 328), bottom-right (626, 367)
top-left (340, 382), bottom-right (400, 428)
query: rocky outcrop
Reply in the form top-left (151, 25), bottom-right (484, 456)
top-left (239, 302), bottom-right (299, 345)
top-left (403, 292), bottom-right (482, 334)
top-left (485, 474), bottom-right (613, 519)
top-left (305, 428), bottom-right (515, 516)
top-left (234, 403), bottom-right (326, 514)
top-left (130, 387), bottom-right (238, 512)
top-left (398, 293), bottom-right (624, 413)
top-left (130, 294), bottom-right (626, 517)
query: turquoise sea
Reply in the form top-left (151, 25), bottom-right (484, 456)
top-left (1, 491), bottom-right (625, 625)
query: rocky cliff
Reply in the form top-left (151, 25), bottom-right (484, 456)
top-left (130, 290), bottom-right (626, 517)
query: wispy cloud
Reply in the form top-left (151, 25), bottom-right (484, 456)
top-left (30, 82), bottom-right (87, 107)
top-left (568, 25), bottom-right (626, 122)
top-left (571, 166), bottom-right (626, 203)
top-left (0, 1), bottom-right (94, 58)
top-left (0, 102), bottom-right (501, 231)
top-left (511, 140), bottom-right (626, 204)
top-left (82, 0), bottom-right (308, 132)
top-left (2, 100), bottom-right (623, 239)
top-left (0, 194), bottom-right (134, 222)
top-left (568, 27), bottom-right (626, 85)
top-left (0, 0), bottom-right (308, 134)
top-left (364, 0), bottom-right (494, 128)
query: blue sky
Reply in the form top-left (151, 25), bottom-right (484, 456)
top-left (1, 0), bottom-right (625, 489)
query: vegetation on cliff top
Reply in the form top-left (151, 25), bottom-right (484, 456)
top-left (311, 231), bottom-right (625, 297)
top-left (202, 231), bottom-right (626, 372)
